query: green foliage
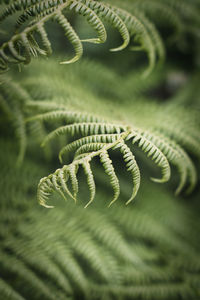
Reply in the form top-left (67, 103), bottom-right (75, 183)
top-left (0, 139), bottom-right (200, 299)
top-left (0, 0), bottom-right (200, 299)
top-left (2, 58), bottom-right (198, 208)
top-left (0, 0), bottom-right (199, 73)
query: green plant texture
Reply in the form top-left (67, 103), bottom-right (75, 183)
top-left (0, 1), bottom-right (200, 299)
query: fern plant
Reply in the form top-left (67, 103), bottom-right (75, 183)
top-left (0, 138), bottom-right (200, 299)
top-left (4, 57), bottom-right (197, 208)
top-left (0, 0), bottom-right (200, 299)
top-left (0, 0), bottom-right (199, 74)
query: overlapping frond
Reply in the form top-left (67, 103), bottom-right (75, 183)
top-left (0, 1), bottom-right (200, 300)
top-left (27, 109), bottom-right (197, 208)
top-left (2, 0), bottom-right (198, 72)
top-left (0, 0), bottom-right (159, 71)
top-left (0, 139), bottom-right (199, 299)
top-left (2, 57), bottom-right (196, 208)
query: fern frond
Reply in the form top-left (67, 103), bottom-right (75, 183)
top-left (58, 133), bottom-right (122, 162)
top-left (0, 278), bottom-right (25, 300)
top-left (0, 251), bottom-right (57, 300)
top-left (0, 1), bottom-right (200, 298)
top-left (0, 0), bottom-right (63, 22)
top-left (54, 10), bottom-right (83, 64)
top-left (49, 245), bottom-right (89, 295)
top-left (82, 160), bottom-right (96, 207)
top-left (156, 119), bottom-right (200, 160)
top-left (37, 131), bottom-right (128, 207)
top-left (57, 168), bottom-right (76, 201)
top-left (112, 7), bottom-right (157, 76)
top-left (26, 109), bottom-right (104, 123)
top-left (84, 0), bottom-right (130, 52)
top-left (0, 0), bottom-right (169, 72)
top-left (114, 141), bottom-right (141, 205)
top-left (35, 116), bottom-right (196, 207)
top-left (99, 149), bottom-right (120, 207)
top-left (133, 9), bottom-right (165, 64)
top-left (36, 113), bottom-right (198, 207)
top-left (3, 57), bottom-right (198, 207)
top-left (37, 177), bottom-right (54, 208)
top-left (22, 61), bottom-right (198, 206)
top-left (74, 142), bottom-right (107, 157)
top-left (90, 282), bottom-right (194, 299)
top-left (0, 2), bottom-right (81, 68)
top-left (0, 138), bottom-right (200, 299)
top-left (69, 0), bottom-right (107, 44)
top-left (4, 238), bottom-right (73, 296)
top-left (132, 0), bottom-right (183, 41)
top-left (41, 122), bottom-right (124, 147)
top-left (0, 0), bottom-right (128, 69)
top-left (140, 130), bottom-right (197, 195)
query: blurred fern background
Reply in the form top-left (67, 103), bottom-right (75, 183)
top-left (0, 1), bottom-right (200, 299)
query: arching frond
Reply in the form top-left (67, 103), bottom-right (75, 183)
top-left (84, 0), bottom-right (130, 51)
top-left (0, 0), bottom-right (134, 70)
top-left (1, 2), bottom-right (200, 299)
top-left (5, 57), bottom-right (195, 208)
top-left (41, 122), bottom-right (124, 147)
top-left (0, 138), bottom-right (199, 299)
top-left (34, 113), bottom-right (197, 207)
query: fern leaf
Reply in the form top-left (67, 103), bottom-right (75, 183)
top-left (157, 121), bottom-right (200, 160)
top-left (0, 2), bottom-right (83, 68)
top-left (142, 131), bottom-right (197, 194)
top-left (0, 278), bottom-right (25, 300)
top-left (82, 160), bottom-right (96, 208)
top-left (75, 142), bottom-right (107, 157)
top-left (68, 164), bottom-right (79, 201)
top-left (116, 141), bottom-right (141, 205)
top-left (1, 140), bottom-right (200, 298)
top-left (61, 225), bottom-right (118, 282)
top-left (133, 9), bottom-right (165, 64)
top-left (0, 47), bottom-right (17, 64)
top-left (114, 7), bottom-right (156, 76)
top-left (57, 167), bottom-right (76, 201)
top-left (0, 0), bottom-right (64, 22)
top-left (7, 41), bottom-right (26, 62)
top-left (85, 0), bottom-right (130, 51)
top-left (78, 209), bottom-right (142, 264)
top-left (59, 133), bottom-right (122, 162)
top-left (54, 11), bottom-right (83, 64)
top-left (0, 251), bottom-right (57, 300)
top-left (52, 245), bottom-right (89, 295)
top-left (0, 0), bottom-right (132, 69)
top-left (51, 173), bottom-right (68, 201)
top-left (126, 130), bottom-right (171, 183)
top-left (4, 239), bottom-right (72, 296)
top-left (90, 282), bottom-right (194, 299)
top-left (100, 150), bottom-right (120, 207)
top-left (132, 0), bottom-right (183, 42)
top-left (41, 122), bottom-right (123, 146)
top-left (37, 177), bottom-right (54, 208)
top-left (69, 0), bottom-right (107, 44)
top-left (26, 110), bottom-right (104, 123)
top-left (36, 23), bottom-right (52, 55)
